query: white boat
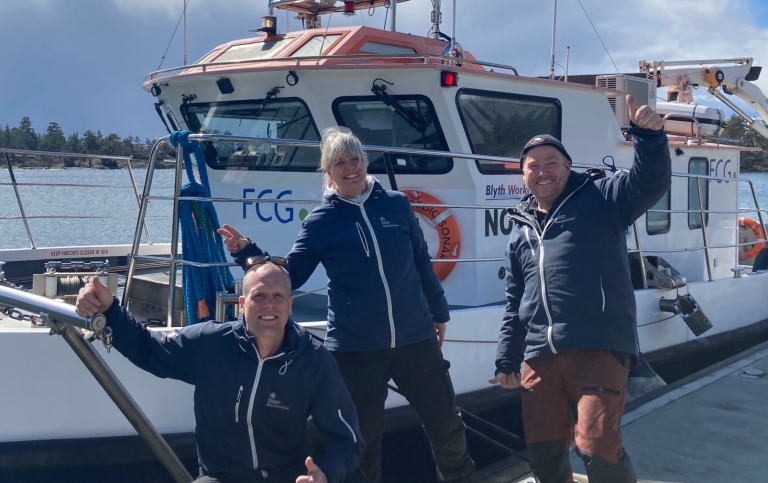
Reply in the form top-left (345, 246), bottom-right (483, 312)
top-left (2, 0), bottom-right (768, 473)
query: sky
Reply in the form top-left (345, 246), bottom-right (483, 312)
top-left (2, 0), bottom-right (768, 142)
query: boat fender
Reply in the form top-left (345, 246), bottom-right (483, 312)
top-left (404, 190), bottom-right (461, 282)
top-left (739, 216), bottom-right (766, 261)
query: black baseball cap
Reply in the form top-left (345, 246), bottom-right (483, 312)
top-left (520, 134), bottom-right (572, 168)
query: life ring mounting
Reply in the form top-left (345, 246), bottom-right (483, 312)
top-left (404, 190), bottom-right (461, 281)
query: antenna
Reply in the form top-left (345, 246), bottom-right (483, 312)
top-left (431, 0), bottom-right (442, 40)
top-left (183, 0), bottom-right (188, 66)
top-left (451, 0), bottom-right (456, 53)
top-left (549, 0), bottom-right (558, 79)
top-left (565, 46), bottom-right (570, 82)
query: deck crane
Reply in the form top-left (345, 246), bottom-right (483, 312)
top-left (639, 57), bottom-right (768, 139)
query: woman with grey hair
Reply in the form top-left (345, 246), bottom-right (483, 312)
top-left (218, 126), bottom-right (474, 483)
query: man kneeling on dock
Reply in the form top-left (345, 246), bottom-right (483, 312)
top-left (76, 257), bottom-right (366, 483)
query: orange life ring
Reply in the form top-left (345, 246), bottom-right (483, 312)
top-left (738, 216), bottom-right (766, 261)
top-left (404, 190), bottom-right (461, 281)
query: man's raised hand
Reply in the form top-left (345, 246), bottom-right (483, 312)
top-left (626, 95), bottom-right (664, 131)
top-left (75, 276), bottom-right (114, 318)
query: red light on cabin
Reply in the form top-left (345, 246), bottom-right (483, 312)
top-left (344, 1), bottom-right (355, 14)
top-left (441, 71), bottom-right (459, 87)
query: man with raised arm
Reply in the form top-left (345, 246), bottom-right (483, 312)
top-left (76, 258), bottom-right (365, 483)
top-left (490, 96), bottom-right (671, 483)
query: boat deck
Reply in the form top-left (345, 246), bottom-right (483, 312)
top-left (479, 340), bottom-right (768, 483)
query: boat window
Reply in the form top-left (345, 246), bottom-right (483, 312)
top-left (456, 89), bottom-right (561, 174)
top-left (647, 188), bottom-right (671, 235)
top-left (291, 35), bottom-right (342, 57)
top-left (688, 157), bottom-right (709, 229)
top-left (182, 98), bottom-right (321, 171)
top-left (332, 95), bottom-right (452, 175)
top-left (358, 42), bottom-right (416, 55)
top-left (212, 38), bottom-right (295, 63)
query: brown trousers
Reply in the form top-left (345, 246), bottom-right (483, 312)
top-left (521, 350), bottom-right (635, 483)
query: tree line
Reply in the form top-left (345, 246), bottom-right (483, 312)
top-left (0, 117), bottom-right (169, 168)
top-left (713, 114), bottom-right (767, 171)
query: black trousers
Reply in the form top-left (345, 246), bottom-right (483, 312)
top-left (332, 337), bottom-right (475, 483)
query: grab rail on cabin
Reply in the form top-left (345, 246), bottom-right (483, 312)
top-left (145, 53), bottom-right (519, 81)
top-left (127, 133), bottom-right (766, 326)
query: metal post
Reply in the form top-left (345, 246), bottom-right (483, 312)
top-left (695, 176), bottom-right (713, 281)
top-left (383, 152), bottom-right (399, 191)
top-left (167, 144), bottom-right (186, 327)
top-left (749, 180), bottom-right (766, 233)
top-left (451, 0), bottom-right (456, 53)
top-left (50, 320), bottom-right (192, 483)
top-left (123, 140), bottom-right (162, 308)
top-left (391, 0), bottom-right (397, 32)
top-left (4, 153), bottom-right (35, 249)
top-left (126, 158), bottom-right (153, 245)
top-left (632, 221), bottom-right (648, 289)
top-left (431, 0), bottom-right (441, 39)
top-left (549, 0), bottom-right (558, 79)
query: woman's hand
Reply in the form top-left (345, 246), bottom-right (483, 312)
top-left (434, 323), bottom-right (446, 347)
top-left (217, 224), bottom-right (250, 253)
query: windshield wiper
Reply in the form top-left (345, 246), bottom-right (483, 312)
top-left (370, 79), bottom-right (428, 133)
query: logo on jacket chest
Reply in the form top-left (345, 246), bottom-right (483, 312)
top-left (266, 392), bottom-right (291, 411)
top-left (379, 216), bottom-right (399, 229)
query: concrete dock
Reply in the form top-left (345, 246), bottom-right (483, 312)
top-left (480, 341), bottom-right (768, 483)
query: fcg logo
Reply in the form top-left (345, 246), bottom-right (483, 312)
top-left (242, 188), bottom-right (297, 224)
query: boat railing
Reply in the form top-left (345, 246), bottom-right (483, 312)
top-left (144, 53), bottom-right (519, 82)
top-left (130, 133), bottom-right (765, 325)
top-left (0, 148), bottom-right (175, 249)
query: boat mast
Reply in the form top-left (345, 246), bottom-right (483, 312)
top-left (549, 0), bottom-right (557, 79)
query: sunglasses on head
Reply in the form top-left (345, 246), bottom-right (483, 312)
top-left (244, 255), bottom-right (290, 274)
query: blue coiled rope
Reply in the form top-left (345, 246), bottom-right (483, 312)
top-left (169, 130), bottom-right (234, 324)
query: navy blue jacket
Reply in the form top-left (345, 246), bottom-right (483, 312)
top-left (235, 178), bottom-right (449, 351)
top-left (495, 127), bottom-right (672, 375)
top-left (104, 300), bottom-right (364, 482)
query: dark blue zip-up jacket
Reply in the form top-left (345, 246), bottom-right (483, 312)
top-left (235, 178), bottom-right (450, 351)
top-left (103, 300), bottom-right (364, 482)
top-left (495, 127), bottom-right (671, 375)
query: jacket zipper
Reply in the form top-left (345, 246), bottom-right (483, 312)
top-left (338, 409), bottom-right (358, 443)
top-left (356, 222), bottom-right (370, 258)
top-left (246, 350), bottom-right (285, 470)
top-left (510, 178), bottom-right (591, 355)
top-left (235, 385), bottom-right (243, 423)
top-left (600, 275), bottom-right (605, 312)
top-left (358, 203), bottom-right (396, 348)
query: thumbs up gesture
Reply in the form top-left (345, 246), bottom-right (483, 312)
top-left (295, 456), bottom-right (328, 483)
top-left (626, 95), bottom-right (664, 131)
top-left (76, 275), bottom-right (114, 318)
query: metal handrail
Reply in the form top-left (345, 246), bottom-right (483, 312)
top-left (123, 132), bottom-right (766, 326)
top-left (0, 149), bottom-right (174, 250)
top-left (145, 53), bottom-right (519, 81)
